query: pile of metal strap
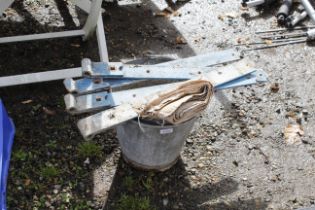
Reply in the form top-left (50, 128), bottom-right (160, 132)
top-left (62, 49), bottom-right (269, 139)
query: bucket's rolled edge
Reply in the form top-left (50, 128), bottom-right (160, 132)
top-left (122, 154), bottom-right (180, 172)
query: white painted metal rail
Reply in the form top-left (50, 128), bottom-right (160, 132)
top-left (0, 0), bottom-right (109, 87)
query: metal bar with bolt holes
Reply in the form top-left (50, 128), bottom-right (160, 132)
top-left (74, 49), bottom-right (241, 88)
top-left (77, 103), bottom-right (139, 139)
top-left (64, 49), bottom-right (241, 93)
top-left (0, 30), bottom-right (85, 44)
top-left (0, 49), bottom-right (240, 87)
top-left (0, 68), bottom-right (82, 87)
top-left (65, 61), bottom-right (260, 114)
top-left (154, 49), bottom-right (240, 67)
top-left (215, 69), bottom-right (268, 90)
top-left (65, 67), bottom-right (262, 97)
top-left (0, 0), bottom-right (15, 15)
top-left (91, 59), bottom-right (253, 80)
top-left (63, 78), bottom-right (140, 95)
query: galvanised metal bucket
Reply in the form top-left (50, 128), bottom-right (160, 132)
top-left (116, 118), bottom-right (196, 171)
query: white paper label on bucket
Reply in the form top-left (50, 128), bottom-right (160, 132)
top-left (160, 128), bottom-right (173, 135)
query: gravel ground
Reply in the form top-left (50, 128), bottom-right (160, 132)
top-left (1, 0), bottom-right (315, 210)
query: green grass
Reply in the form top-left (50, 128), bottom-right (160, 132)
top-left (12, 149), bottom-right (28, 161)
top-left (45, 140), bottom-right (58, 150)
top-left (142, 176), bottom-right (153, 192)
top-left (77, 142), bottom-right (102, 158)
top-left (69, 201), bottom-right (93, 210)
top-left (40, 166), bottom-right (60, 179)
top-left (116, 195), bottom-right (155, 210)
top-left (123, 176), bottom-right (135, 191)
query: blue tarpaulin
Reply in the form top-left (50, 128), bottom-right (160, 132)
top-left (0, 100), bottom-right (15, 210)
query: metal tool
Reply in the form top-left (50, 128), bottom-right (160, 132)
top-left (255, 25), bottom-right (315, 34)
top-left (235, 37), bottom-right (307, 46)
top-left (301, 0), bottom-right (315, 24)
top-left (298, 0), bottom-right (315, 43)
top-left (248, 25), bottom-right (315, 50)
top-left (259, 31), bottom-right (308, 39)
top-left (286, 10), bottom-right (308, 28)
top-left (241, 0), bottom-right (275, 7)
top-left (260, 27), bottom-right (315, 40)
top-left (277, 0), bottom-right (293, 25)
top-left (247, 39), bottom-right (308, 50)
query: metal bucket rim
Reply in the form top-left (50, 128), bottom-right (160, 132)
top-left (129, 117), bottom-right (197, 129)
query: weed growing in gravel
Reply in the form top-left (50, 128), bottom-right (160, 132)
top-left (40, 165), bottom-right (60, 179)
top-left (142, 176), bottom-right (154, 192)
top-left (123, 176), bottom-right (135, 191)
top-left (68, 200), bottom-right (93, 210)
top-left (45, 140), bottom-right (58, 150)
top-left (116, 194), bottom-right (155, 210)
top-left (12, 149), bottom-right (28, 161)
top-left (77, 142), bottom-right (102, 158)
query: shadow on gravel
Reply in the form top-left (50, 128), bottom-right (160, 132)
top-left (0, 0), bottom-right (97, 76)
top-left (165, 0), bottom-right (190, 11)
top-left (103, 157), bottom-right (268, 210)
top-left (102, 1), bottom-right (195, 61)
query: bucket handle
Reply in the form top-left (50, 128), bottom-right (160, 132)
top-left (137, 114), bottom-right (145, 133)
top-left (137, 114), bottom-right (166, 134)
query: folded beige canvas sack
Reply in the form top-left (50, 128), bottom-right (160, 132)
top-left (140, 79), bottom-right (214, 124)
